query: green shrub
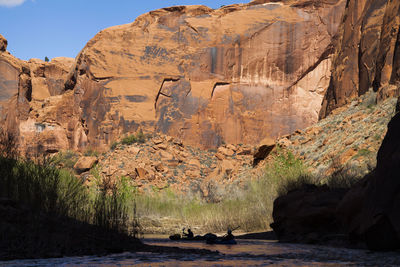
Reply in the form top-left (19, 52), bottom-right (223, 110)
top-left (110, 141), bottom-right (119, 150)
top-left (84, 149), bottom-right (99, 157)
top-left (51, 150), bottom-right (79, 169)
top-left (121, 135), bottom-right (137, 145)
top-left (120, 131), bottom-right (147, 146)
top-left (263, 149), bottom-right (311, 196)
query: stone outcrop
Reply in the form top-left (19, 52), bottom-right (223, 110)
top-left (271, 184), bottom-right (347, 244)
top-left (320, 0), bottom-right (400, 118)
top-left (272, 110), bottom-right (400, 251)
top-left (73, 156), bottom-right (98, 174)
top-left (61, 0), bottom-right (345, 150)
top-left (336, 112), bottom-right (400, 251)
top-left (0, 37), bottom-right (75, 155)
top-left (253, 137), bottom-right (275, 166)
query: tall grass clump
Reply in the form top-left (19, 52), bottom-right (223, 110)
top-left (92, 176), bottom-right (139, 235)
top-left (0, 156), bottom-right (89, 219)
top-left (0, 129), bottom-right (139, 237)
top-left (325, 165), bottom-right (364, 189)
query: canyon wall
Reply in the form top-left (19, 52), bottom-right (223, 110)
top-left (64, 0), bottom-right (345, 149)
top-left (0, 33), bottom-right (78, 155)
top-left (1, 1), bottom-right (346, 153)
top-left (320, 0), bottom-right (400, 118)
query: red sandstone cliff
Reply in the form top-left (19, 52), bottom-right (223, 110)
top-left (0, 33), bottom-right (76, 155)
top-left (64, 1), bottom-right (345, 150)
top-left (1, 1), bottom-right (348, 153)
top-left (320, 0), bottom-right (400, 118)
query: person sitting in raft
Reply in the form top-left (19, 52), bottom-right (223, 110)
top-left (183, 228), bottom-right (194, 239)
top-left (222, 229), bottom-right (234, 241)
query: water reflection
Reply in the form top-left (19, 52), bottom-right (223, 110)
top-left (3, 239), bottom-right (400, 266)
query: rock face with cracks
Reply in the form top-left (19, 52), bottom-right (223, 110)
top-left (64, 0), bottom-right (345, 150)
top-left (1, 1), bottom-right (346, 152)
top-left (320, 0), bottom-right (400, 118)
top-left (0, 40), bottom-right (75, 155)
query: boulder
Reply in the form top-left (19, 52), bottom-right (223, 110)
top-left (188, 158), bottom-right (201, 169)
top-left (154, 162), bottom-right (165, 172)
top-left (135, 167), bottom-right (148, 179)
top-left (236, 147), bottom-right (252, 156)
top-left (220, 159), bottom-right (235, 176)
top-left (185, 169), bottom-right (201, 178)
top-left (156, 143), bottom-right (168, 150)
top-left (217, 147), bottom-right (234, 157)
top-left (159, 150), bottom-right (173, 161)
top-left (74, 156), bottom-right (98, 174)
top-left (271, 184), bottom-right (348, 244)
top-left (253, 137), bottom-right (276, 166)
top-left (215, 152), bottom-right (225, 160)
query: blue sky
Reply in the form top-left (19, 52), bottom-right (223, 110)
top-left (0, 0), bottom-right (244, 60)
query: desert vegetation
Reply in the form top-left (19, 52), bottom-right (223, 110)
top-left (0, 131), bottom-right (139, 238)
top-left (130, 148), bottom-right (364, 234)
top-left (0, 128), bottom-right (364, 237)
top-left (111, 130), bottom-right (148, 150)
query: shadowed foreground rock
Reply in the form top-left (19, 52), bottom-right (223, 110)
top-left (271, 111), bottom-right (400, 251)
top-left (270, 185), bottom-right (347, 245)
top-left (337, 112), bottom-right (400, 251)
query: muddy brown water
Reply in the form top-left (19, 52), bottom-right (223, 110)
top-left (2, 238), bottom-right (400, 266)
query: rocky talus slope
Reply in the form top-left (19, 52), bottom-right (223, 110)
top-left (86, 135), bottom-right (265, 198)
top-left (272, 109), bottom-right (400, 251)
top-left (84, 88), bottom-right (398, 197)
top-left (279, 90), bottom-right (398, 177)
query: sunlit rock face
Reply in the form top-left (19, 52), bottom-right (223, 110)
top-left (0, 39), bottom-right (76, 155)
top-left (320, 0), bottom-right (400, 118)
top-left (66, 1), bottom-right (345, 149)
top-left (1, 1), bottom-right (346, 153)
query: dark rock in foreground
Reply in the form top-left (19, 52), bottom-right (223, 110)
top-left (337, 112), bottom-right (400, 251)
top-left (270, 184), bottom-right (348, 245)
top-left (271, 112), bottom-right (400, 251)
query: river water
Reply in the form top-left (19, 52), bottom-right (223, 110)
top-left (3, 238), bottom-right (400, 266)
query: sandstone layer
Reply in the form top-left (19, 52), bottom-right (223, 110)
top-left (320, 0), bottom-right (400, 118)
top-left (62, 0), bottom-right (345, 150)
top-left (1, 1), bottom-right (346, 153)
top-left (0, 39), bottom-right (76, 155)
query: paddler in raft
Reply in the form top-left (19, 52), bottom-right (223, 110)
top-left (182, 227), bottom-right (194, 239)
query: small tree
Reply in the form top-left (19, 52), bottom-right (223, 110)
top-left (45, 56), bottom-right (49, 62)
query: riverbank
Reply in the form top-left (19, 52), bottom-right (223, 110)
top-left (0, 197), bottom-right (218, 261)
